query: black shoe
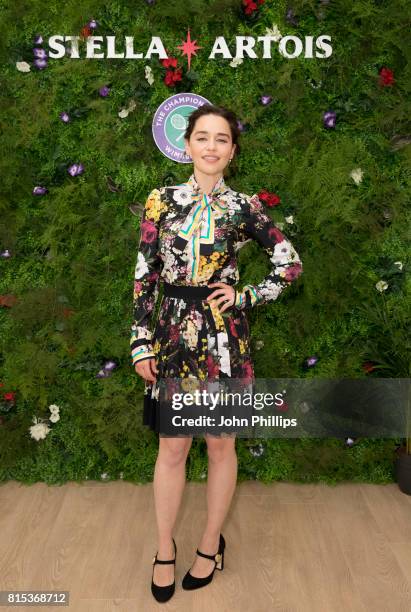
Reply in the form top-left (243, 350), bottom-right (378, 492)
top-left (151, 538), bottom-right (177, 603)
top-left (181, 534), bottom-right (225, 590)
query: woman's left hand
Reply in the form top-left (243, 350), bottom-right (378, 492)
top-left (206, 282), bottom-right (236, 313)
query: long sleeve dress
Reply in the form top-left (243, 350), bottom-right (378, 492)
top-left (131, 172), bottom-right (303, 435)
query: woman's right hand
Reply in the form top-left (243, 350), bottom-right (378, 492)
top-left (134, 358), bottom-right (159, 384)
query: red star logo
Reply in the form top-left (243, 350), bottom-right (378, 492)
top-left (176, 28), bottom-right (202, 71)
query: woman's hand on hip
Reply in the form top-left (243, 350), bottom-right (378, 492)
top-left (134, 358), bottom-right (158, 384)
top-left (206, 282), bottom-right (235, 313)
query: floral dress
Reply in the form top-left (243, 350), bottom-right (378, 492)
top-left (130, 172), bottom-right (303, 434)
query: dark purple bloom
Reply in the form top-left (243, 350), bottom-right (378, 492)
top-left (96, 369), bottom-right (111, 379)
top-left (285, 7), bottom-right (299, 26)
top-left (260, 95), bottom-right (272, 105)
top-left (34, 58), bottom-right (47, 70)
top-left (68, 163), bottom-right (84, 177)
top-left (88, 19), bottom-right (98, 29)
top-left (59, 112), bottom-right (70, 123)
top-left (99, 85), bottom-right (110, 97)
top-left (237, 120), bottom-right (249, 133)
top-left (34, 34), bottom-right (43, 44)
top-left (33, 186), bottom-right (48, 195)
top-left (33, 48), bottom-right (47, 59)
top-left (323, 110), bottom-right (336, 128)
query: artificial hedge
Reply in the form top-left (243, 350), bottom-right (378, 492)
top-left (0, 0), bottom-right (409, 485)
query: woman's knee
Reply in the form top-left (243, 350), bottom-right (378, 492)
top-left (206, 436), bottom-right (236, 463)
top-left (158, 436), bottom-right (192, 467)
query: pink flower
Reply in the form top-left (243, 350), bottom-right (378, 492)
top-left (229, 318), bottom-right (239, 337)
top-left (284, 262), bottom-right (303, 281)
top-left (169, 324), bottom-right (180, 344)
top-left (268, 226), bottom-right (285, 243)
top-left (134, 281), bottom-right (142, 293)
top-left (141, 220), bottom-right (158, 243)
top-left (207, 355), bottom-right (220, 378)
top-left (241, 361), bottom-right (254, 384)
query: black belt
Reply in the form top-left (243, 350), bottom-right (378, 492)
top-left (163, 282), bottom-right (216, 300)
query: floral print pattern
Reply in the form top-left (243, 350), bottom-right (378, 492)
top-left (131, 172), bottom-right (303, 369)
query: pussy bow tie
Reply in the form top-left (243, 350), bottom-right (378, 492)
top-left (173, 173), bottom-right (230, 261)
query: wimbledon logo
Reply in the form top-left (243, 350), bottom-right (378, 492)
top-left (152, 93), bottom-right (212, 162)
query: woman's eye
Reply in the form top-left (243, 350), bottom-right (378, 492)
top-left (198, 138), bottom-right (227, 142)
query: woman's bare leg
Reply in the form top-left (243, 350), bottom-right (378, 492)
top-left (152, 435), bottom-right (193, 586)
top-left (188, 434), bottom-right (237, 578)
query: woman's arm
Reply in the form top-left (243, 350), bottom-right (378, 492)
top-left (234, 194), bottom-right (303, 310)
top-left (130, 188), bottom-right (165, 365)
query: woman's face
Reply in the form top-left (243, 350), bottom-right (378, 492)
top-left (185, 114), bottom-right (236, 176)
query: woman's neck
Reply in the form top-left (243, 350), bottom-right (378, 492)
top-left (193, 170), bottom-right (223, 196)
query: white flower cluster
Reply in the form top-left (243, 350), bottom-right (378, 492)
top-left (29, 404), bottom-right (60, 441)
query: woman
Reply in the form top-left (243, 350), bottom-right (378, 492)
top-left (131, 104), bottom-right (303, 602)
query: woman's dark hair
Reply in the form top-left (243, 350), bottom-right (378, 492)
top-left (184, 104), bottom-right (241, 160)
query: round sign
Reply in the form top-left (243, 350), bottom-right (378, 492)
top-left (152, 92), bottom-right (212, 163)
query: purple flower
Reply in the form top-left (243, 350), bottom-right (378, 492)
top-left (1, 249), bottom-right (11, 258)
top-left (103, 360), bottom-right (117, 371)
top-left (88, 19), bottom-right (98, 29)
top-left (34, 34), bottom-right (43, 45)
top-left (68, 163), bottom-right (84, 177)
top-left (34, 58), bottom-right (47, 70)
top-left (99, 85), bottom-right (110, 97)
top-left (323, 110), bottom-right (336, 129)
top-left (237, 120), bottom-right (249, 133)
top-left (59, 112), bottom-right (70, 123)
top-left (33, 48), bottom-right (47, 59)
top-left (305, 356), bottom-right (318, 367)
top-left (260, 95), bottom-right (272, 106)
top-left (33, 186), bottom-right (48, 195)
top-left (96, 369), bottom-right (111, 379)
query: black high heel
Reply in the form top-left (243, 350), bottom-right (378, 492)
top-left (151, 538), bottom-right (177, 603)
top-left (181, 534), bottom-right (225, 590)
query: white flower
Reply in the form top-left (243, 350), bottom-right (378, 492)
top-left (255, 340), bottom-right (264, 350)
top-left (265, 23), bottom-right (282, 41)
top-left (49, 413), bottom-right (60, 423)
top-left (118, 99), bottom-right (137, 119)
top-left (285, 215), bottom-right (294, 224)
top-left (118, 107), bottom-right (129, 118)
top-left (173, 188), bottom-right (194, 207)
top-left (145, 65), bottom-right (154, 85)
top-left (29, 422), bottom-right (50, 441)
top-left (350, 168), bottom-right (363, 184)
top-left (229, 57), bottom-right (243, 68)
top-left (16, 61), bottom-right (31, 72)
top-left (100, 472), bottom-right (109, 480)
top-left (375, 280), bottom-right (388, 292)
top-left (134, 252), bottom-right (149, 279)
top-left (394, 261), bottom-right (403, 270)
top-left (49, 403), bottom-right (60, 414)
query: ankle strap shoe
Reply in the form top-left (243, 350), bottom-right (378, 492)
top-left (151, 538), bottom-right (177, 603)
top-left (181, 533), bottom-right (225, 590)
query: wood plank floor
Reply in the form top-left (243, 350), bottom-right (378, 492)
top-left (1, 480), bottom-right (411, 611)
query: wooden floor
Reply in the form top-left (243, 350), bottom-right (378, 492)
top-left (1, 479), bottom-right (411, 611)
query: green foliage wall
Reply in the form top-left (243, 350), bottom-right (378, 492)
top-left (0, 0), bottom-right (409, 484)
